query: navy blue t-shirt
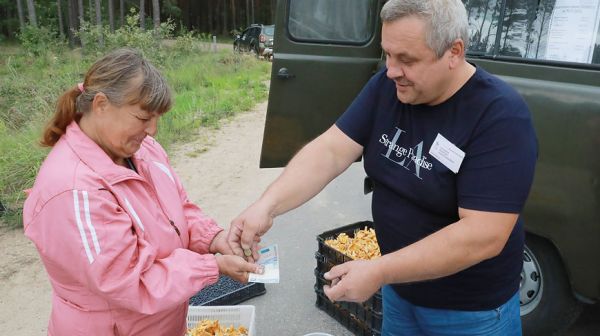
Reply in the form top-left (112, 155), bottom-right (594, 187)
top-left (336, 66), bottom-right (537, 310)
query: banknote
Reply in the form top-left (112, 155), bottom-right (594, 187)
top-left (248, 244), bottom-right (279, 283)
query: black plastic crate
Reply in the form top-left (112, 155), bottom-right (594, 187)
top-left (315, 286), bottom-right (381, 336)
top-left (315, 221), bottom-right (383, 335)
top-left (316, 221), bottom-right (382, 311)
top-left (189, 275), bottom-right (266, 306)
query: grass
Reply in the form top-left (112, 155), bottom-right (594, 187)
top-left (158, 51), bottom-right (270, 147)
top-left (0, 45), bottom-right (271, 228)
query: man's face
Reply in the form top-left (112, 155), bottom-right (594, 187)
top-left (382, 17), bottom-right (453, 106)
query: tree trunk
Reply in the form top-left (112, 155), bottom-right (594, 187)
top-left (250, 0), bottom-right (254, 24)
top-left (76, 0), bottom-right (85, 47)
top-left (139, 0), bottom-right (145, 30)
top-left (270, 0), bottom-right (276, 24)
top-left (108, 0), bottom-right (114, 32)
top-left (230, 0), bottom-right (235, 31)
top-left (524, 3), bottom-right (537, 58)
top-left (213, 0), bottom-right (217, 33)
top-left (484, 2), bottom-right (499, 48)
top-left (207, 0), bottom-right (213, 33)
top-left (16, 0), bottom-right (26, 30)
top-left (57, 0), bottom-right (65, 38)
top-left (151, 0), bottom-right (159, 30)
top-left (119, 0), bottom-right (124, 27)
top-left (88, 0), bottom-right (93, 22)
top-left (478, 0), bottom-right (489, 50)
top-left (67, 0), bottom-right (78, 47)
top-left (535, 4), bottom-right (549, 58)
top-left (222, 0), bottom-right (228, 35)
top-left (95, 0), bottom-right (104, 46)
top-left (501, 5), bottom-right (515, 52)
top-left (77, 0), bottom-right (83, 23)
top-left (26, 0), bottom-right (37, 27)
top-left (245, 0), bottom-right (250, 26)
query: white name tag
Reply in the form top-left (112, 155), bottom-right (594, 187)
top-left (428, 133), bottom-right (465, 174)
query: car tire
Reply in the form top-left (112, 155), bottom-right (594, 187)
top-left (520, 235), bottom-right (583, 336)
top-left (233, 43), bottom-right (240, 53)
top-left (252, 45), bottom-right (260, 58)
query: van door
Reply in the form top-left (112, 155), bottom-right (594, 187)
top-left (261, 0), bottom-right (385, 168)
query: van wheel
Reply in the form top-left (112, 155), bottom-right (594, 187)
top-left (233, 44), bottom-right (240, 53)
top-left (520, 235), bottom-right (583, 335)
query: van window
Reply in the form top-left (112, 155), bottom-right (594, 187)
top-left (465, 0), bottom-right (504, 55)
top-left (288, 0), bottom-right (375, 44)
top-left (465, 0), bottom-right (600, 65)
top-left (264, 26), bottom-right (275, 35)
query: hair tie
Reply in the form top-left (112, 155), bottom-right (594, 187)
top-left (77, 82), bottom-right (85, 93)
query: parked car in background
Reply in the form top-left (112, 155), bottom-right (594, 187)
top-left (233, 24), bottom-right (275, 60)
top-left (262, 0), bottom-right (600, 335)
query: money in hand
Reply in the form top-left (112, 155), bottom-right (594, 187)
top-left (248, 244), bottom-right (279, 283)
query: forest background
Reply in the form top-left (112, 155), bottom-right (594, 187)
top-left (0, 0), bottom-right (276, 42)
top-left (0, 0), bottom-right (274, 228)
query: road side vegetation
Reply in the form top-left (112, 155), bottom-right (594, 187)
top-left (0, 12), bottom-right (271, 228)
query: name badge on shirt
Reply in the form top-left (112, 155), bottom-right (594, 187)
top-left (428, 133), bottom-right (465, 174)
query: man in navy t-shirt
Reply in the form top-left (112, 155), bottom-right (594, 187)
top-left (228, 0), bottom-right (537, 335)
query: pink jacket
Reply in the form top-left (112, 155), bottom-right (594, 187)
top-left (23, 122), bottom-right (222, 336)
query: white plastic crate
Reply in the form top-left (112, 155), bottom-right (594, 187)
top-left (186, 305), bottom-right (256, 336)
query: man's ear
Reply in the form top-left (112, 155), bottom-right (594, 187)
top-left (91, 92), bottom-right (109, 114)
top-left (448, 38), bottom-right (465, 69)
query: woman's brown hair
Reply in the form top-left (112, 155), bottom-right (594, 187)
top-left (41, 48), bottom-right (172, 147)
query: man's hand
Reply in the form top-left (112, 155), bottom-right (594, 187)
top-left (322, 259), bottom-right (384, 303)
top-left (215, 254), bottom-right (263, 283)
top-left (227, 200), bottom-right (273, 261)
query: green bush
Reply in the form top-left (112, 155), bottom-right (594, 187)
top-left (78, 9), bottom-right (175, 64)
top-left (17, 25), bottom-right (66, 57)
top-left (172, 31), bottom-right (206, 54)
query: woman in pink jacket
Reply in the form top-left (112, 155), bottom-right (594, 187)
top-left (23, 48), bottom-right (260, 335)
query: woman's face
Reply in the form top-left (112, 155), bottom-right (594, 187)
top-left (90, 94), bottom-right (160, 164)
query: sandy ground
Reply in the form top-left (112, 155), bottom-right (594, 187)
top-left (0, 101), bottom-right (279, 335)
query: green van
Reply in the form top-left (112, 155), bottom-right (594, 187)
top-left (261, 0), bottom-right (600, 335)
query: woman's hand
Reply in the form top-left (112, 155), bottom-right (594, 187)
top-left (215, 254), bottom-right (262, 283)
top-left (209, 230), bottom-right (234, 255)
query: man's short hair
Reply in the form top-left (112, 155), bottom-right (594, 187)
top-left (380, 0), bottom-right (470, 58)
